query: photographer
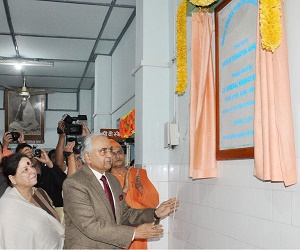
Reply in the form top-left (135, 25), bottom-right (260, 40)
top-left (63, 141), bottom-right (82, 177)
top-left (55, 118), bottom-right (90, 176)
top-left (15, 143), bottom-right (66, 208)
top-left (2, 131), bottom-right (25, 157)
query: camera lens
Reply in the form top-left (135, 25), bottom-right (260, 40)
top-left (10, 131), bottom-right (20, 141)
top-left (34, 149), bottom-right (42, 158)
top-left (65, 124), bottom-right (83, 135)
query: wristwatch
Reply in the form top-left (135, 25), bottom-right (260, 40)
top-left (154, 209), bottom-right (160, 224)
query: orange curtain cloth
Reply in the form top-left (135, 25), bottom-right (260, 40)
top-left (254, 0), bottom-right (296, 186)
top-left (189, 12), bottom-right (217, 179)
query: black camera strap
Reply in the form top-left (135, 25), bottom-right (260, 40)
top-left (63, 151), bottom-right (73, 157)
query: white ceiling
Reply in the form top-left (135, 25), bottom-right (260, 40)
top-left (0, 0), bottom-right (136, 93)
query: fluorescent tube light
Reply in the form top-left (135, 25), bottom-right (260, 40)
top-left (0, 58), bottom-right (54, 67)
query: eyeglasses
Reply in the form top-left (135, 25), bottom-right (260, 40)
top-left (111, 149), bottom-right (124, 157)
top-left (99, 147), bottom-right (113, 156)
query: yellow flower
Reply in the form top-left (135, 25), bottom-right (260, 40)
top-left (260, 0), bottom-right (281, 52)
top-left (190, 0), bottom-right (216, 7)
top-left (175, 0), bottom-right (188, 95)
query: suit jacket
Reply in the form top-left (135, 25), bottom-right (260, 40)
top-left (63, 165), bottom-right (155, 249)
top-left (37, 163), bottom-right (66, 207)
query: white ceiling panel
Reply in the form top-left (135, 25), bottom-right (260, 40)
top-left (95, 40), bottom-right (116, 55)
top-left (0, 1), bottom-right (9, 33)
top-left (26, 76), bottom-right (80, 89)
top-left (70, 0), bottom-right (112, 4)
top-left (102, 8), bottom-right (135, 39)
top-left (116, 0), bottom-right (136, 5)
top-left (0, 74), bottom-right (24, 87)
top-left (8, 0), bottom-right (109, 38)
top-left (80, 78), bottom-right (94, 90)
top-left (0, 0), bottom-right (136, 92)
top-left (85, 63), bottom-right (95, 78)
top-left (0, 35), bottom-right (16, 57)
top-left (16, 36), bottom-right (94, 61)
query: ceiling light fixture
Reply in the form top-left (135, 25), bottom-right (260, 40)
top-left (0, 58), bottom-right (54, 67)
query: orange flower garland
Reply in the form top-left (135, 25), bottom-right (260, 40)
top-left (260, 0), bottom-right (281, 52)
top-left (175, 0), bottom-right (188, 95)
top-left (119, 109), bottom-right (135, 138)
top-left (190, 0), bottom-right (216, 7)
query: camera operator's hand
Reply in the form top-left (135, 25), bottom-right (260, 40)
top-left (64, 141), bottom-right (78, 177)
top-left (2, 132), bottom-right (13, 149)
top-left (81, 122), bottom-right (91, 136)
top-left (35, 149), bottom-right (54, 168)
top-left (64, 141), bottom-right (75, 154)
top-left (17, 131), bottom-right (25, 144)
top-left (57, 120), bottom-right (65, 135)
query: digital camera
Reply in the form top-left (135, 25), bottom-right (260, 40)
top-left (10, 131), bottom-right (20, 141)
top-left (32, 145), bottom-right (42, 158)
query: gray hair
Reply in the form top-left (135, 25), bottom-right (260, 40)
top-left (80, 132), bottom-right (107, 163)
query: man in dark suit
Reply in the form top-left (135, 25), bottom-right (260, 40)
top-left (63, 133), bottom-right (178, 249)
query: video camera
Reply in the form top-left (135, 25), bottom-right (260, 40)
top-left (66, 137), bottom-right (82, 154)
top-left (62, 114), bottom-right (87, 136)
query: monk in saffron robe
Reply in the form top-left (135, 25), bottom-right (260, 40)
top-left (109, 139), bottom-right (159, 250)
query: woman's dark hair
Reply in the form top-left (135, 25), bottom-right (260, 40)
top-left (2, 153), bottom-right (27, 187)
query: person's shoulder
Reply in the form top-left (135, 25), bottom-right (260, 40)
top-left (138, 168), bottom-right (147, 174)
top-left (106, 171), bottom-right (119, 182)
top-left (136, 167), bottom-right (148, 176)
top-left (0, 187), bottom-right (13, 203)
top-left (64, 165), bottom-right (90, 184)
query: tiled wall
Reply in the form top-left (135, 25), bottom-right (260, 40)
top-left (144, 164), bottom-right (169, 249)
top-left (146, 159), bottom-right (300, 249)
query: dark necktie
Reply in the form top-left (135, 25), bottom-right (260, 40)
top-left (100, 175), bottom-right (116, 219)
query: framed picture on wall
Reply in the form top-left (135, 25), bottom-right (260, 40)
top-left (5, 89), bottom-right (45, 143)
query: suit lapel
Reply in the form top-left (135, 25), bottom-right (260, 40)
top-left (82, 165), bottom-right (116, 220)
top-left (106, 173), bottom-right (122, 224)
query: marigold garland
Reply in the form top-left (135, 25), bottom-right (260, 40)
top-left (119, 109), bottom-right (135, 138)
top-left (190, 0), bottom-right (216, 7)
top-left (260, 0), bottom-right (281, 52)
top-left (175, 0), bottom-right (188, 95)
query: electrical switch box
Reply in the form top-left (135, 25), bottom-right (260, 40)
top-left (164, 122), bottom-right (179, 148)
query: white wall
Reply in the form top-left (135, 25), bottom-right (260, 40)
top-left (160, 0), bottom-right (300, 249)
top-left (111, 19), bottom-right (136, 127)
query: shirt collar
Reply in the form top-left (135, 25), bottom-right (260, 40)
top-left (88, 166), bottom-right (106, 180)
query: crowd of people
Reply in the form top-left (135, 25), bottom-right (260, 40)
top-left (0, 120), bottom-right (179, 249)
